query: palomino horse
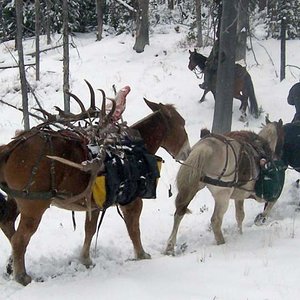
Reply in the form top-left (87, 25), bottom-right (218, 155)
top-left (287, 82), bottom-right (300, 123)
top-left (0, 90), bottom-right (190, 285)
top-left (188, 49), bottom-right (259, 121)
top-left (165, 119), bottom-right (284, 255)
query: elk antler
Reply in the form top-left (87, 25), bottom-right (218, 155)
top-left (84, 79), bottom-right (96, 110)
top-left (34, 81), bottom-right (103, 126)
top-left (47, 143), bottom-right (107, 215)
top-left (97, 89), bottom-right (117, 126)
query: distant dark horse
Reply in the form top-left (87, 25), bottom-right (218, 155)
top-left (287, 82), bottom-right (300, 123)
top-left (188, 49), bottom-right (259, 121)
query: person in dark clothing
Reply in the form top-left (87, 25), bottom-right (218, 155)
top-left (199, 39), bottom-right (220, 90)
top-left (287, 82), bottom-right (300, 123)
top-left (199, 1), bottom-right (222, 90)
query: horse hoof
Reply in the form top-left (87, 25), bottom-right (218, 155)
top-left (80, 257), bottom-right (95, 268)
top-left (216, 239), bottom-right (225, 245)
top-left (136, 252), bottom-right (151, 260)
top-left (15, 273), bottom-right (32, 286)
top-left (164, 249), bottom-right (175, 256)
top-left (239, 115), bottom-right (247, 122)
top-left (254, 213), bottom-right (267, 226)
top-left (164, 244), bottom-right (175, 256)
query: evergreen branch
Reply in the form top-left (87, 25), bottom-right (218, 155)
top-left (114, 0), bottom-right (137, 13)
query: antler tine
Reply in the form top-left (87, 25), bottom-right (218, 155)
top-left (98, 89), bottom-right (107, 119)
top-left (34, 107), bottom-right (57, 122)
top-left (112, 84), bottom-right (117, 96)
top-left (66, 91), bottom-right (86, 113)
top-left (104, 98), bottom-right (117, 123)
top-left (84, 79), bottom-right (96, 110)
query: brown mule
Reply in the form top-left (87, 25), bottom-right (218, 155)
top-left (0, 97), bottom-right (191, 285)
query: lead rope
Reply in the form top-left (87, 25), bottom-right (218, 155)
top-left (193, 67), bottom-right (204, 79)
top-left (116, 204), bottom-right (124, 220)
top-left (94, 208), bottom-right (107, 253)
top-left (92, 204), bottom-right (135, 253)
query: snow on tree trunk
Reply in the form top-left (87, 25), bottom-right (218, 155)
top-left (16, 0), bottom-right (30, 130)
top-left (212, 0), bottom-right (238, 134)
top-left (133, 0), bottom-right (149, 53)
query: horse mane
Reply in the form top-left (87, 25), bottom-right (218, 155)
top-left (200, 128), bottom-right (211, 138)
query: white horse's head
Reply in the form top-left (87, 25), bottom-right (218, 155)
top-left (259, 117), bottom-right (284, 159)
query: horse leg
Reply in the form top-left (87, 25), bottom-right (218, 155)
top-left (10, 200), bottom-right (48, 286)
top-left (210, 190), bottom-right (231, 245)
top-left (165, 186), bottom-right (200, 256)
top-left (238, 96), bottom-right (248, 122)
top-left (199, 89), bottom-right (208, 103)
top-left (80, 209), bottom-right (100, 267)
top-left (120, 197), bottom-right (150, 259)
top-left (0, 197), bottom-right (19, 276)
top-left (234, 199), bottom-right (245, 234)
top-left (254, 201), bottom-right (276, 226)
top-left (0, 197), bottom-right (19, 241)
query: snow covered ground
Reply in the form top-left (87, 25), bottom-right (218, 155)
top-left (0, 24), bottom-right (300, 299)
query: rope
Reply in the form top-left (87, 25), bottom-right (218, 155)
top-left (94, 209), bottom-right (107, 253)
top-left (116, 205), bottom-right (124, 220)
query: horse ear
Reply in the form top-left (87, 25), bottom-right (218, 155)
top-left (194, 48), bottom-right (197, 53)
top-left (144, 98), bottom-right (160, 112)
top-left (265, 115), bottom-right (271, 124)
top-left (189, 50), bottom-right (192, 54)
top-left (278, 119), bottom-right (283, 127)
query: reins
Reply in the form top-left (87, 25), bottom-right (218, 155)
top-left (193, 68), bottom-right (204, 79)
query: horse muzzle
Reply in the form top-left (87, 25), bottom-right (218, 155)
top-left (174, 140), bottom-right (191, 161)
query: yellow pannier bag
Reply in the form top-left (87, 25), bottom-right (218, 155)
top-left (92, 156), bottom-right (163, 209)
top-left (92, 176), bottom-right (106, 208)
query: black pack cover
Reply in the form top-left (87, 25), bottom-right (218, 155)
top-left (104, 138), bottom-right (161, 208)
top-left (255, 160), bottom-right (286, 202)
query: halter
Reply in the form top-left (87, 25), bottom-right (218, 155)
top-left (193, 67), bottom-right (204, 79)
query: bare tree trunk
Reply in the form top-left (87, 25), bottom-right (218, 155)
top-left (195, 0), bottom-right (203, 47)
top-left (0, 4), bottom-right (6, 42)
top-left (133, 0), bottom-right (149, 53)
top-left (45, 0), bottom-right (52, 44)
top-left (258, 0), bottom-right (267, 11)
top-left (95, 0), bottom-right (105, 41)
top-left (35, 0), bottom-right (40, 81)
top-left (236, 0), bottom-right (249, 61)
top-left (212, 0), bottom-right (238, 134)
top-left (63, 0), bottom-right (70, 112)
top-left (168, 0), bottom-right (174, 10)
top-left (280, 17), bottom-right (286, 81)
top-left (16, 0), bottom-right (30, 130)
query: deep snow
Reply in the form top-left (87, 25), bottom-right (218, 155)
top-left (0, 24), bottom-right (300, 299)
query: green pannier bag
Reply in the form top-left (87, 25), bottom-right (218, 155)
top-left (255, 160), bottom-right (287, 202)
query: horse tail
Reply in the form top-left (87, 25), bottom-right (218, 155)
top-left (245, 73), bottom-right (259, 117)
top-left (176, 142), bottom-right (212, 192)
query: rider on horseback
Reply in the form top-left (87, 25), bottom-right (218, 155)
top-left (199, 40), bottom-right (220, 91)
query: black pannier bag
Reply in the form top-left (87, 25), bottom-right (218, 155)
top-left (255, 160), bottom-right (286, 202)
top-left (103, 138), bottom-right (162, 208)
